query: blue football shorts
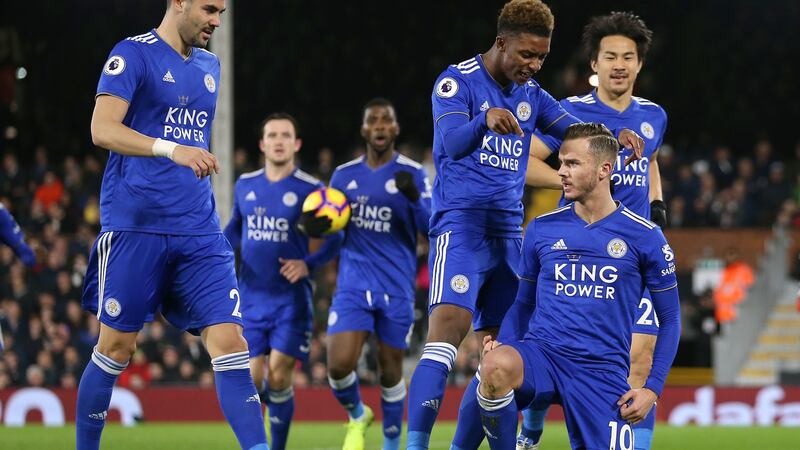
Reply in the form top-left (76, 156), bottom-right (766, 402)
top-left (240, 284), bottom-right (313, 361)
top-left (508, 339), bottom-right (636, 450)
top-left (327, 288), bottom-right (414, 350)
top-left (427, 230), bottom-right (521, 331)
top-left (82, 231), bottom-right (243, 335)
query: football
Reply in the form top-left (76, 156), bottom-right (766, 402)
top-left (302, 187), bottom-right (352, 234)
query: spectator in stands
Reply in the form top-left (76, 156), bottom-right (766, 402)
top-left (710, 145), bottom-right (736, 189)
top-left (713, 246), bottom-right (755, 324)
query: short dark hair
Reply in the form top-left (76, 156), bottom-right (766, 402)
top-left (258, 112), bottom-right (300, 140)
top-left (582, 11), bottom-right (653, 62)
top-left (497, 0), bottom-right (554, 38)
top-left (362, 97), bottom-right (395, 117)
top-left (563, 123), bottom-right (618, 163)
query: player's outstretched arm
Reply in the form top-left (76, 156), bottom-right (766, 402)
top-left (525, 135), bottom-right (561, 189)
top-left (91, 95), bottom-right (219, 178)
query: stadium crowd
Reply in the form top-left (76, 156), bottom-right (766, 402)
top-left (0, 136), bottom-right (798, 390)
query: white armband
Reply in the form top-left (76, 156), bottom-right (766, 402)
top-left (152, 138), bottom-right (177, 160)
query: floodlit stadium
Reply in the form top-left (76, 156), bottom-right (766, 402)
top-left (1, 1), bottom-right (799, 449)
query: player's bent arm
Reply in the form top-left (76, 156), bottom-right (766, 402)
top-left (495, 278), bottom-right (537, 343)
top-left (304, 231), bottom-right (344, 272)
top-left (525, 135), bottom-right (561, 189)
top-left (91, 95), bottom-right (218, 177)
top-left (435, 110), bottom-right (489, 160)
top-left (91, 95), bottom-right (165, 156)
top-left (643, 285), bottom-right (681, 397)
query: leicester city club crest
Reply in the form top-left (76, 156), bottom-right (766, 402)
top-left (607, 238), bottom-right (628, 258)
top-left (450, 274), bottom-right (470, 293)
top-left (640, 122), bottom-right (655, 140)
top-left (516, 101), bottom-right (532, 121)
top-left (204, 73), bottom-right (216, 93)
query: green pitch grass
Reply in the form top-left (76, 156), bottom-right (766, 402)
top-left (2, 422), bottom-right (797, 449)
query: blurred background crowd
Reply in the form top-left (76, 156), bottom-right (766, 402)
top-left (1, 136), bottom-right (799, 390)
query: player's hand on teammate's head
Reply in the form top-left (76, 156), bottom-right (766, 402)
top-left (486, 108), bottom-right (524, 138)
top-left (297, 210), bottom-right (332, 238)
top-left (650, 200), bottom-right (668, 228)
top-left (172, 145), bottom-right (220, 178)
top-left (617, 387), bottom-right (658, 425)
top-left (394, 171), bottom-right (420, 202)
top-left (617, 129), bottom-right (645, 166)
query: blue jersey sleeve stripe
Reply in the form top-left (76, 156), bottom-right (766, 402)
top-left (434, 111), bottom-right (470, 123)
top-left (539, 112), bottom-right (569, 133)
top-left (649, 282), bottom-right (678, 293)
top-left (95, 92), bottom-right (131, 103)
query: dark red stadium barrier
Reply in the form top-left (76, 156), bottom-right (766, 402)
top-left (1, 385), bottom-right (799, 426)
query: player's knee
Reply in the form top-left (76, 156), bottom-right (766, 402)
top-left (267, 367), bottom-right (293, 390)
top-left (426, 305), bottom-right (472, 346)
top-left (96, 339), bottom-right (136, 363)
top-left (379, 367), bottom-right (403, 387)
top-left (480, 350), bottom-right (518, 395)
top-left (204, 324), bottom-right (248, 358)
top-left (327, 362), bottom-right (355, 381)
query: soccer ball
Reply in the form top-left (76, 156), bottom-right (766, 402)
top-left (302, 187), bottom-right (352, 234)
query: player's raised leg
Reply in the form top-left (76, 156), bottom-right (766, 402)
top-left (327, 329), bottom-right (373, 450)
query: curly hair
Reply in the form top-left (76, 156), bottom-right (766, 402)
top-left (582, 11), bottom-right (653, 62)
top-left (497, 0), bottom-right (554, 38)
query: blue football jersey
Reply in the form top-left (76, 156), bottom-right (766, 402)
top-left (96, 30), bottom-right (221, 234)
top-left (537, 91), bottom-right (668, 218)
top-left (520, 203), bottom-right (677, 375)
top-left (330, 153), bottom-right (431, 299)
top-left (224, 168), bottom-right (324, 299)
top-left (431, 55), bottom-right (574, 237)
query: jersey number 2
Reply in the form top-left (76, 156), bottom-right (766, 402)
top-left (636, 297), bottom-right (654, 326)
top-left (229, 289), bottom-right (242, 318)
